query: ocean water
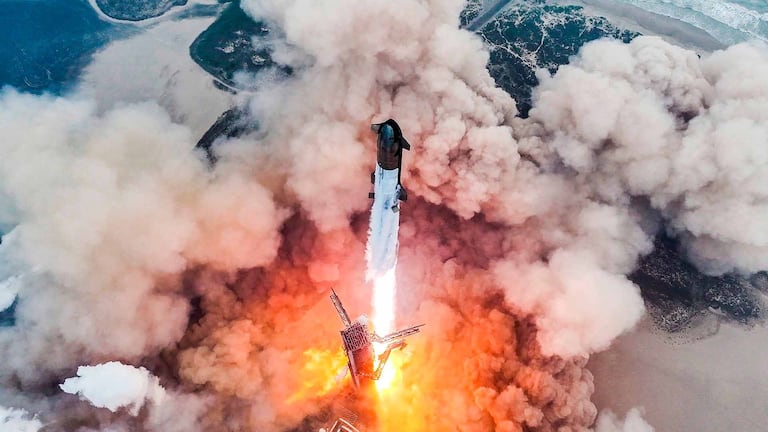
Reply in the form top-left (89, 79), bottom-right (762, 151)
top-left (0, 0), bottom-right (129, 94)
top-left (0, 234), bottom-right (15, 327)
top-left (588, 0), bottom-right (768, 45)
top-left (0, 300), bottom-right (15, 327)
top-left (94, 0), bottom-right (187, 21)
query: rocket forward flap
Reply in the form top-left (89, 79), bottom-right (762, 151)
top-left (397, 186), bottom-right (407, 202)
top-left (330, 289), bottom-right (352, 328)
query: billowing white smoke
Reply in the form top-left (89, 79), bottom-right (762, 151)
top-left (491, 36), bottom-right (768, 356)
top-left (0, 406), bottom-right (42, 432)
top-left (0, 276), bottom-right (19, 312)
top-left (55, 362), bottom-right (210, 432)
top-left (596, 408), bottom-right (655, 432)
top-left (60, 362), bottom-right (165, 415)
top-left (526, 36), bottom-right (768, 275)
top-left (77, 18), bottom-right (232, 137)
top-left (238, 0), bottom-right (517, 227)
top-left (0, 89), bottom-right (286, 383)
top-left (237, 0), bottom-right (655, 358)
top-left (0, 0), bottom-right (766, 430)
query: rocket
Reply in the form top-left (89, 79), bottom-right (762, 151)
top-left (366, 119), bottom-right (411, 279)
top-left (368, 119), bottom-right (410, 213)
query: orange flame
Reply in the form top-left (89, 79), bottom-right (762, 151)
top-left (287, 348), bottom-right (347, 404)
top-left (370, 266), bottom-right (431, 430)
top-left (374, 346), bottom-right (428, 431)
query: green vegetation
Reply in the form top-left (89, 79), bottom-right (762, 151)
top-left (478, 1), bottom-right (637, 116)
top-left (190, 1), bottom-right (289, 89)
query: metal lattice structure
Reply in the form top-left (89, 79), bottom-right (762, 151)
top-left (329, 289), bottom-right (422, 389)
top-left (341, 322), bottom-right (370, 352)
top-left (326, 418), bottom-right (360, 432)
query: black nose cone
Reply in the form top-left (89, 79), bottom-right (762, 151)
top-left (378, 124), bottom-right (396, 150)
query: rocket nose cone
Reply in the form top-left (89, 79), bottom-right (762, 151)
top-left (378, 125), bottom-right (395, 149)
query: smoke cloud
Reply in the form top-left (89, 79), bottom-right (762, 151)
top-left (525, 36), bottom-right (768, 275)
top-left (0, 276), bottom-right (19, 312)
top-left (60, 362), bottom-right (165, 415)
top-left (595, 408), bottom-right (654, 432)
top-left (0, 0), bottom-right (766, 431)
top-left (0, 406), bottom-right (42, 432)
top-left (77, 18), bottom-right (232, 137)
top-left (0, 89), bottom-right (285, 385)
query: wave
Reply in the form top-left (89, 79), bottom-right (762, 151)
top-left (618, 0), bottom-right (768, 44)
top-left (86, 0), bottom-right (219, 25)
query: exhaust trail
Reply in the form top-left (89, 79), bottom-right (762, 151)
top-left (365, 120), bottom-right (410, 338)
top-left (365, 120), bottom-right (410, 281)
top-left (365, 165), bottom-right (401, 282)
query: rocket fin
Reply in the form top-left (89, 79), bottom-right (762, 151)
top-left (398, 187), bottom-right (408, 202)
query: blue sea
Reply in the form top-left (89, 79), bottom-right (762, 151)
top-left (609, 0), bottom-right (768, 44)
top-left (0, 0), bottom-right (130, 94)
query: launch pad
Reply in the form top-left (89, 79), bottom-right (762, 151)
top-left (320, 417), bottom-right (360, 432)
top-left (330, 289), bottom-right (422, 389)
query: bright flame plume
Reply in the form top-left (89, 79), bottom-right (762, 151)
top-left (372, 267), bottom-right (397, 334)
top-left (372, 266), bottom-right (397, 392)
top-left (287, 348), bottom-right (347, 403)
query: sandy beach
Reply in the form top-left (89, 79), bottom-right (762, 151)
top-left (561, 0), bottom-right (726, 52)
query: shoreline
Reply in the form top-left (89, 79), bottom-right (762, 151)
top-left (85, 0), bottom-right (220, 26)
top-left (559, 0), bottom-right (726, 52)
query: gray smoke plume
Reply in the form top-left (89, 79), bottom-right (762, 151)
top-left (0, 406), bottom-right (43, 432)
top-left (524, 36), bottom-right (768, 275)
top-left (0, 89), bottom-right (286, 386)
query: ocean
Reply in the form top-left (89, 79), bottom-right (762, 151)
top-left (612, 0), bottom-right (768, 43)
top-left (0, 0), bottom-right (127, 94)
top-left (559, 0), bottom-right (768, 47)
